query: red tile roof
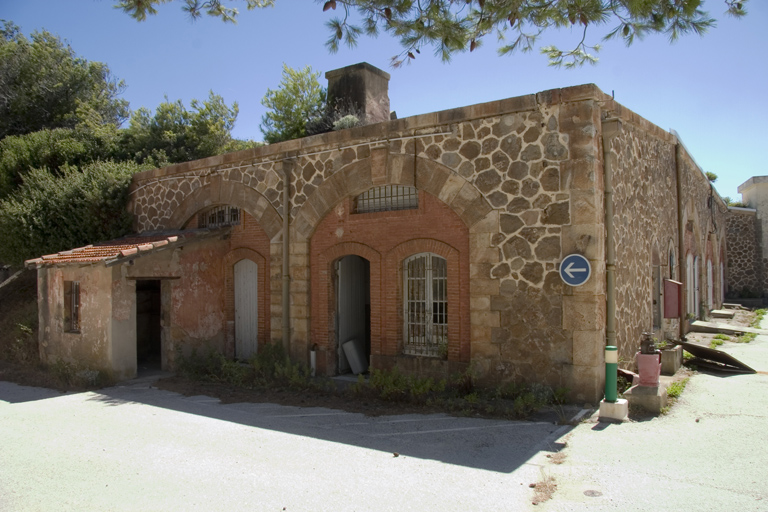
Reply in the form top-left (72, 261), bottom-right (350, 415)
top-left (25, 228), bottom-right (229, 268)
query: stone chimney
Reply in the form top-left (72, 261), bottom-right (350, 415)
top-left (325, 62), bottom-right (391, 124)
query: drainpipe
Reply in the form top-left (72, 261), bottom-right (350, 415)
top-left (282, 158), bottom-right (293, 352)
top-left (674, 138), bottom-right (686, 339)
top-left (602, 120), bottom-right (619, 352)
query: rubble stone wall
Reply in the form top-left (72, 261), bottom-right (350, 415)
top-left (726, 208), bottom-right (763, 298)
top-left (602, 116), bottom-right (678, 366)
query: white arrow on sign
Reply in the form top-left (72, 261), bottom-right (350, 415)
top-left (564, 262), bottom-right (588, 279)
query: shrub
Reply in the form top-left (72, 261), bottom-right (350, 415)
top-left (0, 160), bottom-right (139, 264)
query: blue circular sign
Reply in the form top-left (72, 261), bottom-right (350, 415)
top-left (560, 254), bottom-right (592, 286)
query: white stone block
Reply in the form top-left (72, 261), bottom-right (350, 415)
top-left (598, 398), bottom-right (628, 422)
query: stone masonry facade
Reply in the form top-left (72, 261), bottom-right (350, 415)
top-left (112, 78), bottom-right (725, 400)
top-left (726, 208), bottom-right (765, 298)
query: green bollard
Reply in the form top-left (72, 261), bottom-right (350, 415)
top-left (605, 346), bottom-right (618, 403)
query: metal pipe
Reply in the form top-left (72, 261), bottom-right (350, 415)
top-left (282, 158), bottom-right (292, 352)
top-left (602, 120), bottom-right (619, 355)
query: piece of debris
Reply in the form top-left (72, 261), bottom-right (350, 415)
top-left (393, 452), bottom-right (399, 457)
top-left (679, 342), bottom-right (756, 374)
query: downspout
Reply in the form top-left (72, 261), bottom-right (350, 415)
top-left (674, 139), bottom-right (686, 339)
top-left (282, 158), bottom-right (293, 352)
top-left (602, 119), bottom-right (619, 352)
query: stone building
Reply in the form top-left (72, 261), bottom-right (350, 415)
top-left (27, 63), bottom-right (727, 402)
top-left (725, 176), bottom-right (768, 302)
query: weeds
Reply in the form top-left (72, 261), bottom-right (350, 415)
top-left (709, 339), bottom-right (724, 349)
top-left (175, 347), bottom-right (569, 420)
top-left (734, 332), bottom-right (756, 344)
top-left (667, 377), bottom-right (689, 399)
top-left (713, 334), bottom-right (730, 341)
top-left (176, 343), bottom-right (322, 392)
top-left (531, 468), bottom-right (557, 505)
top-left (48, 358), bottom-right (114, 388)
top-left (751, 309), bottom-right (766, 329)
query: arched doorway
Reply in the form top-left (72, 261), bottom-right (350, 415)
top-left (335, 255), bottom-right (371, 374)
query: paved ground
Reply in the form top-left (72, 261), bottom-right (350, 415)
top-left (1, 316), bottom-right (766, 511)
top-left (0, 377), bottom-right (573, 511)
top-left (538, 315), bottom-right (768, 512)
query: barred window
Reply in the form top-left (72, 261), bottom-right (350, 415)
top-left (403, 253), bottom-right (447, 357)
top-left (64, 281), bottom-right (80, 333)
top-left (354, 185), bottom-right (418, 214)
top-left (198, 205), bottom-right (241, 228)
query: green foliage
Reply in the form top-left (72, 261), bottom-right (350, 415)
top-left (116, 91), bottom-right (240, 166)
top-left (176, 342), bottom-right (319, 391)
top-left (713, 333), bottom-right (730, 340)
top-left (751, 309), bottom-right (766, 328)
top-left (734, 332), bottom-right (756, 344)
top-left (116, 1), bottom-right (750, 67)
top-left (116, 0), bottom-right (275, 23)
top-left (709, 338), bottom-right (724, 349)
top-left (0, 22), bottom-right (129, 139)
top-left (667, 377), bottom-right (689, 398)
top-left (7, 322), bottom-right (36, 364)
top-left (260, 64), bottom-right (326, 143)
top-left (0, 125), bottom-right (118, 199)
top-left (0, 160), bottom-right (140, 264)
top-left (48, 358), bottom-right (115, 388)
top-left (705, 171), bottom-right (718, 182)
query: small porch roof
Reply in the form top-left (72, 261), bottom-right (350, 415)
top-left (25, 227), bottom-right (230, 269)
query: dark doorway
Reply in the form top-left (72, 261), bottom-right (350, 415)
top-left (136, 280), bottom-right (162, 371)
top-left (335, 255), bottom-right (371, 375)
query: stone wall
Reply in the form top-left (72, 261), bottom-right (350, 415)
top-left (128, 85), bottom-right (610, 401)
top-left (602, 115), bottom-right (678, 365)
top-left (726, 208), bottom-right (764, 298)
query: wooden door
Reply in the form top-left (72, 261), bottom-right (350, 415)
top-left (235, 259), bottom-right (258, 360)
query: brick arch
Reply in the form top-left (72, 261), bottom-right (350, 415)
top-left (311, 242), bottom-right (383, 372)
top-left (292, 154), bottom-right (493, 242)
top-left (384, 238), bottom-right (469, 362)
top-left (222, 247), bottom-right (269, 358)
top-left (168, 178), bottom-right (283, 240)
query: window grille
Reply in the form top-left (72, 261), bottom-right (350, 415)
top-left (403, 253), bottom-right (447, 357)
top-left (64, 281), bottom-right (80, 332)
top-left (354, 185), bottom-right (418, 214)
top-left (199, 205), bottom-right (240, 228)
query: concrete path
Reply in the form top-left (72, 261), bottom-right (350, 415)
top-left (2, 318), bottom-right (767, 511)
top-left (538, 316), bottom-right (768, 512)
top-left (0, 378), bottom-right (573, 511)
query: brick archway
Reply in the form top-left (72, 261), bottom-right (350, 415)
top-left (311, 242), bottom-right (382, 376)
top-left (167, 178), bottom-right (283, 240)
top-left (222, 247), bottom-right (269, 358)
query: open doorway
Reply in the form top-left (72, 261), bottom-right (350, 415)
top-left (136, 279), bottom-right (162, 371)
top-left (335, 255), bottom-right (371, 375)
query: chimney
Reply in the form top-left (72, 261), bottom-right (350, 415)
top-left (325, 62), bottom-right (391, 124)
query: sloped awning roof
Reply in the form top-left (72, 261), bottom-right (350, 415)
top-left (25, 227), bottom-right (230, 269)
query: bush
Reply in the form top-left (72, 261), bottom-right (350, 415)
top-left (0, 160), bottom-right (139, 264)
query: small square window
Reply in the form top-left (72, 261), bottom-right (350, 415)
top-left (64, 281), bottom-right (80, 332)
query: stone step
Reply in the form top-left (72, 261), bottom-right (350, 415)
top-left (711, 309), bottom-right (735, 319)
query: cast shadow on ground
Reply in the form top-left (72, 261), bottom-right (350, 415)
top-left (84, 380), bottom-right (574, 474)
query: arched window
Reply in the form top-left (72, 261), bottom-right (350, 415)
top-left (199, 205), bottom-right (240, 228)
top-left (354, 185), bottom-right (418, 214)
top-left (668, 246), bottom-right (676, 280)
top-left (403, 253), bottom-right (447, 357)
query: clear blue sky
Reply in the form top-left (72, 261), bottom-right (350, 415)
top-left (3, 0), bottom-right (766, 201)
